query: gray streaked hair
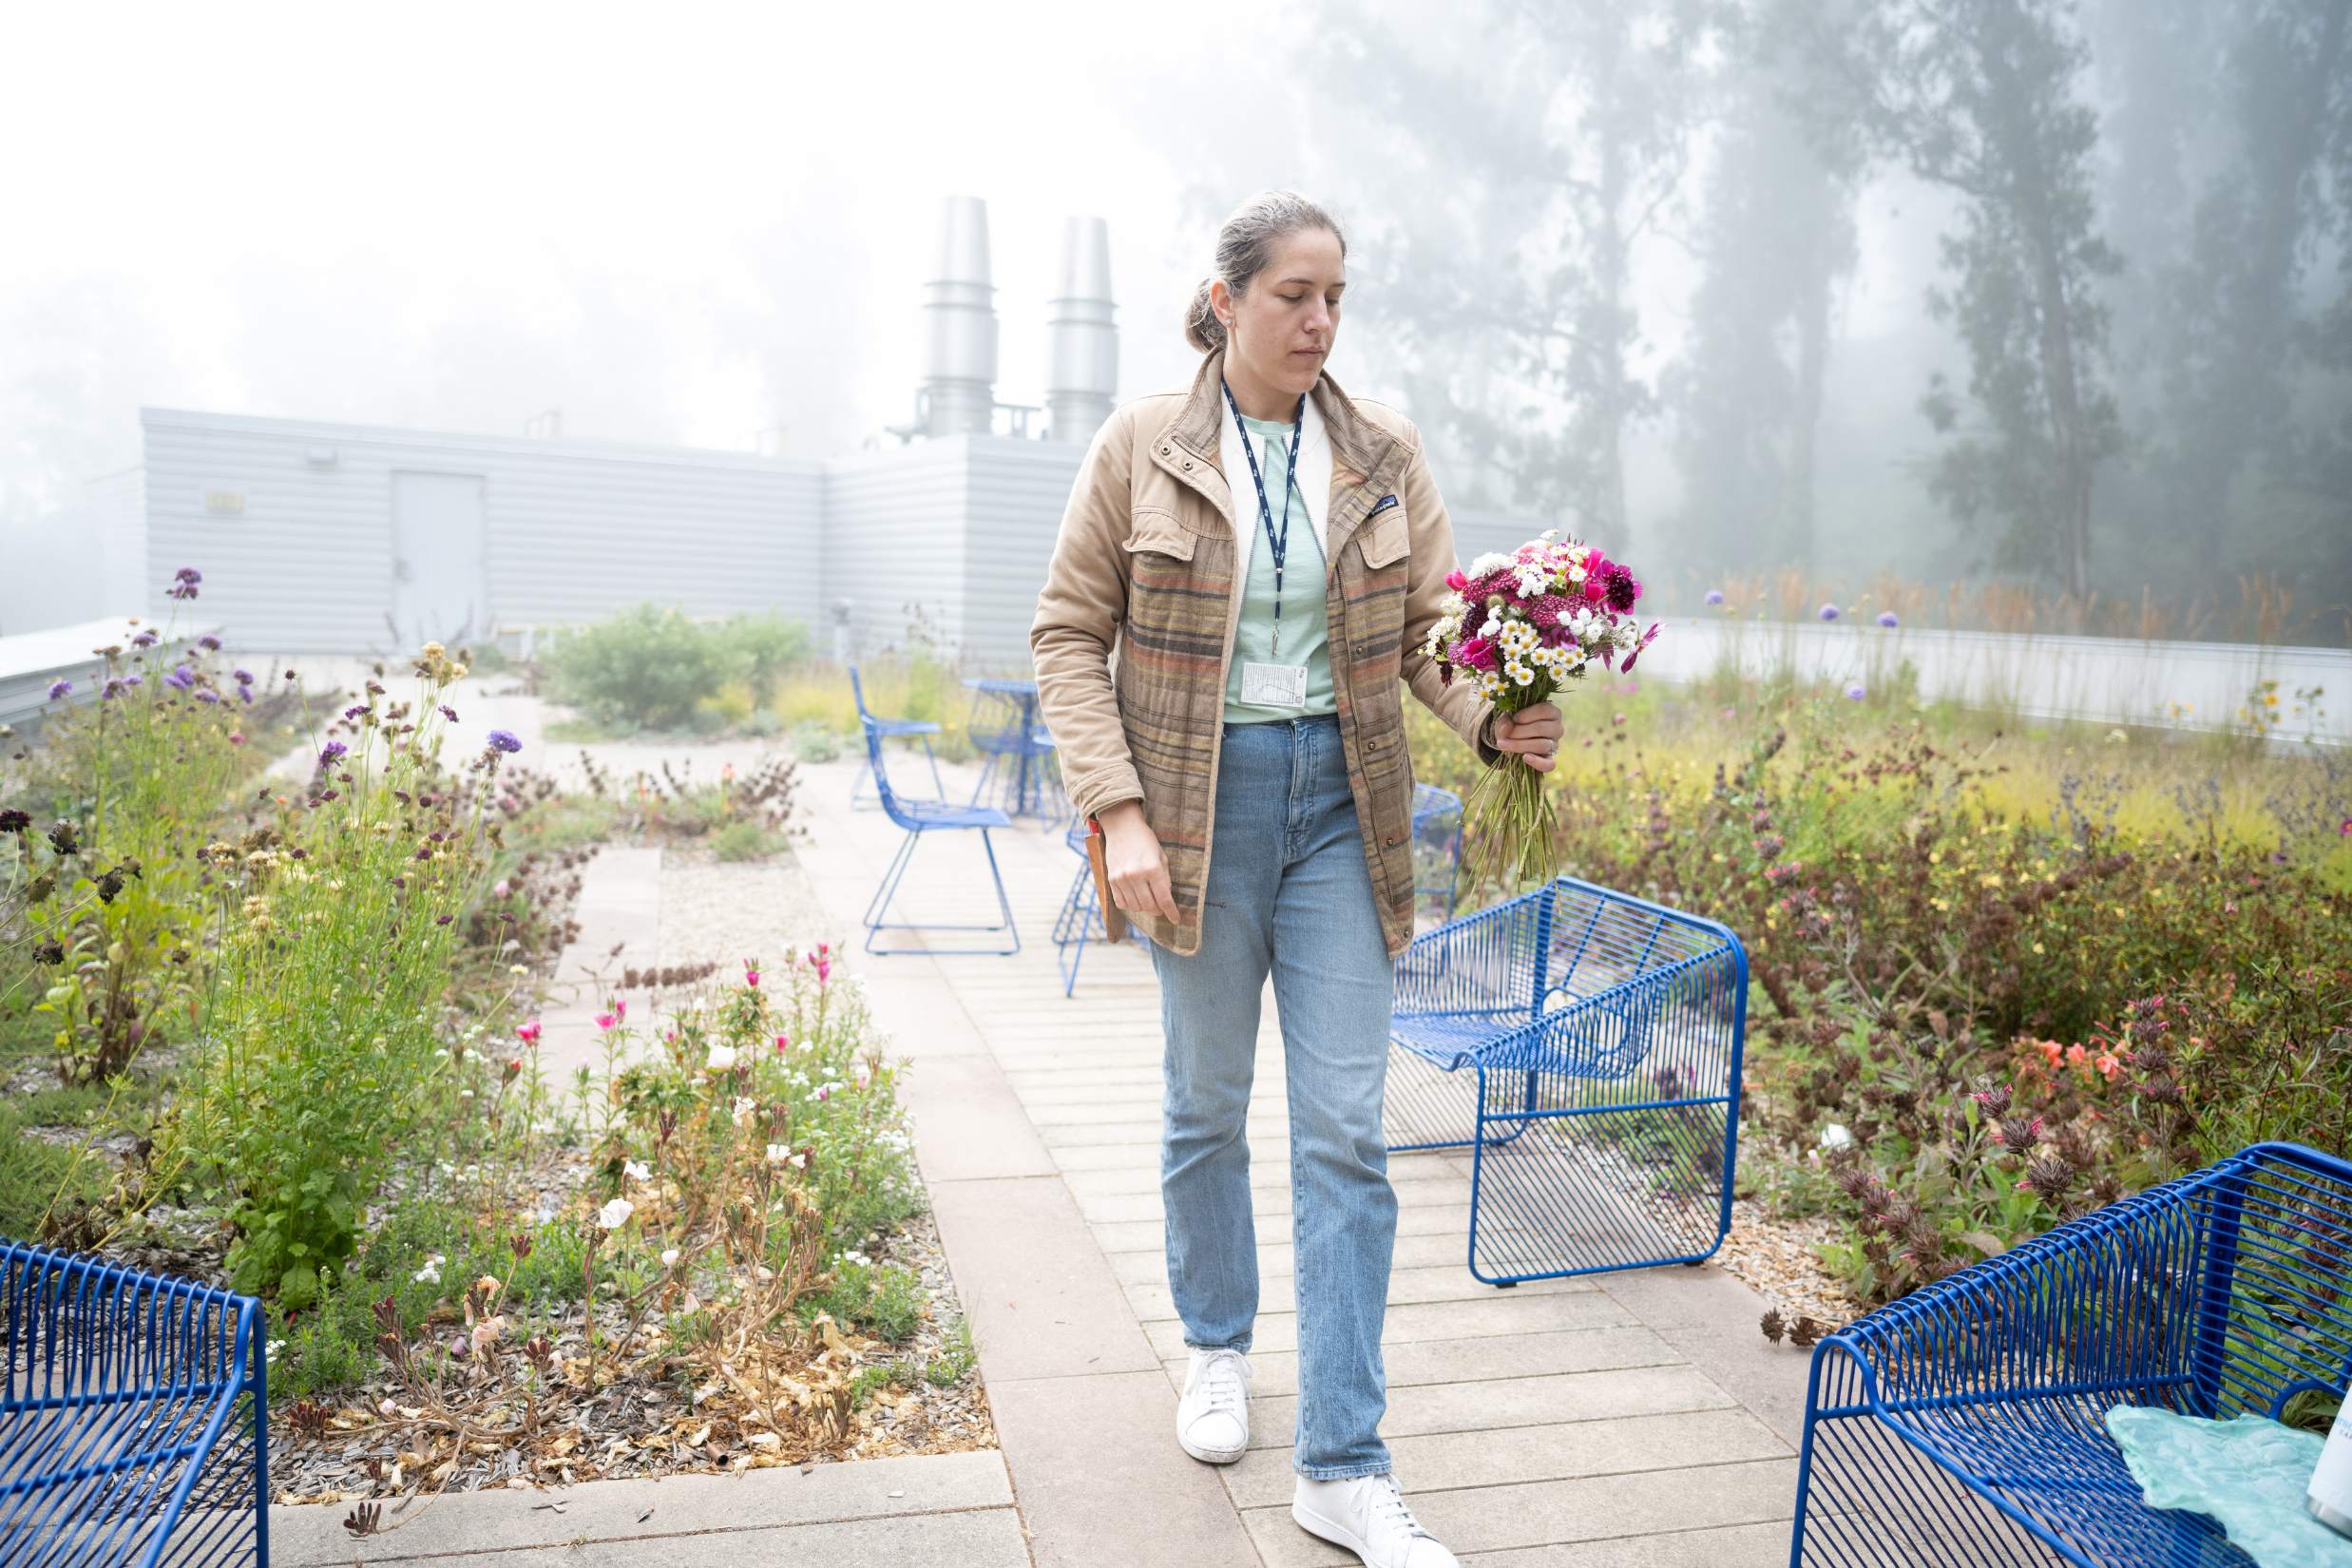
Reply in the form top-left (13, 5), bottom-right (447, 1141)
top-left (1184, 190), bottom-right (1348, 354)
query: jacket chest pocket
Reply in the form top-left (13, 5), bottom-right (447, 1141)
top-left (1354, 498), bottom-right (1407, 570)
top-left (1121, 509), bottom-right (1197, 566)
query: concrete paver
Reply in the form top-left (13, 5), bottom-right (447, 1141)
top-left (787, 754), bottom-right (1811, 1566)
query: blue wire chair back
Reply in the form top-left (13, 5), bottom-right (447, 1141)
top-left (1394, 877), bottom-right (1738, 1084)
top-left (860, 713), bottom-right (912, 827)
top-left (1791, 1141), bottom-right (2352, 1566)
top-left (2, 1237), bottom-right (267, 1566)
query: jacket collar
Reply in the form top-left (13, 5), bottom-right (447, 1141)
top-left (1150, 345), bottom-right (1407, 562)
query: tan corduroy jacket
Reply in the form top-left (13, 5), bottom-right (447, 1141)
top-left (1029, 346), bottom-right (1499, 961)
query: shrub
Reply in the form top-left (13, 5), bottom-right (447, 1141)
top-left (544, 604), bottom-right (729, 732)
top-left (163, 644), bottom-right (503, 1306)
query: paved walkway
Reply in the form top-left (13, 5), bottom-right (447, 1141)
top-left (266, 724), bottom-right (1813, 1565)
top-left (788, 757), bottom-right (1812, 1566)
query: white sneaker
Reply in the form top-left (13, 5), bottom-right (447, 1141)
top-left (1175, 1347), bottom-right (1252, 1463)
top-left (1292, 1472), bottom-right (1460, 1568)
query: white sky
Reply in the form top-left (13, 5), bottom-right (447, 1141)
top-left (1, 1), bottom-right (1944, 542)
top-left (0, 0), bottom-right (1272, 511)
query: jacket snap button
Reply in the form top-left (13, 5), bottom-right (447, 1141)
top-left (1383, 833), bottom-right (1402, 848)
top-left (1181, 460), bottom-right (1193, 469)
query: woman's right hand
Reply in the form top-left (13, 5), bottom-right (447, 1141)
top-left (1098, 800), bottom-right (1180, 924)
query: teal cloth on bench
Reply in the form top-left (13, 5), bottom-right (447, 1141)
top-left (2106, 1406), bottom-right (2352, 1568)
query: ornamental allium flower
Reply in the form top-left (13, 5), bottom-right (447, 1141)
top-left (1877, 610), bottom-right (1900, 629)
top-left (597, 1197), bottom-right (634, 1231)
top-left (1819, 603), bottom-right (1841, 621)
top-left (1845, 683), bottom-right (1866, 701)
top-left (1704, 589), bottom-right (1726, 606)
top-left (516, 1018), bottom-right (542, 1046)
top-left (486, 729), bottom-right (522, 754)
top-left (318, 740), bottom-right (348, 765)
top-left (47, 679), bottom-right (72, 701)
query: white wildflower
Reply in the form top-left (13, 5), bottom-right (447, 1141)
top-left (597, 1196), bottom-right (634, 1231)
top-left (705, 1043), bottom-right (738, 1073)
top-left (660, 1248), bottom-right (681, 1269)
top-left (623, 1158), bottom-right (651, 1182)
top-left (1819, 1123), bottom-right (1854, 1151)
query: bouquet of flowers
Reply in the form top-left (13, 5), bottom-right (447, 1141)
top-left (1425, 530), bottom-right (1659, 888)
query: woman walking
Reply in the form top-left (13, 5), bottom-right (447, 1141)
top-left (1030, 190), bottom-right (1560, 1568)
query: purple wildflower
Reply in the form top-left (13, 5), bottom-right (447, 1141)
top-left (122, 672), bottom-right (143, 687)
top-left (319, 740), bottom-right (349, 766)
top-left (1845, 683), bottom-right (1866, 701)
top-left (165, 664), bottom-right (196, 690)
top-left (343, 703), bottom-right (369, 720)
top-left (1876, 610), bottom-right (1899, 629)
top-left (439, 704), bottom-right (458, 721)
top-left (233, 667), bottom-right (254, 685)
top-left (174, 566), bottom-right (202, 585)
top-left (132, 629), bottom-right (159, 648)
top-left (239, 688), bottom-right (253, 705)
top-left (486, 729), bottom-right (523, 755)
top-left (46, 679), bottom-right (71, 701)
top-left (199, 634), bottom-right (222, 650)
top-left (1819, 603), bottom-right (1841, 622)
top-left (102, 678), bottom-right (125, 700)
top-left (196, 690), bottom-right (220, 703)
top-left (1704, 589), bottom-right (1726, 606)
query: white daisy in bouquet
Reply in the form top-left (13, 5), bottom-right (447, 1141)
top-left (1427, 531), bottom-right (1660, 886)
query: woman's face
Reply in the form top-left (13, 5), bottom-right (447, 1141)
top-left (1213, 227), bottom-right (1345, 399)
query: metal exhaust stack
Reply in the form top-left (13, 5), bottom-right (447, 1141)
top-left (922, 195), bottom-right (999, 437)
top-left (1046, 215), bottom-right (1118, 444)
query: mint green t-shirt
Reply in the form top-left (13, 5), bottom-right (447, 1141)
top-left (1224, 411), bottom-right (1337, 722)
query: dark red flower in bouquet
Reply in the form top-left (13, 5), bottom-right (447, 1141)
top-left (1603, 565), bottom-right (1641, 613)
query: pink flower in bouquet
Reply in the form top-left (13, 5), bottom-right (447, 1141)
top-left (1444, 569), bottom-right (1469, 591)
top-left (1457, 636), bottom-right (1498, 671)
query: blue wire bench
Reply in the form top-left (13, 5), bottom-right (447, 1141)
top-left (858, 713), bottom-right (1018, 957)
top-left (1, 1238), bottom-right (267, 1567)
top-left (1789, 1140), bottom-right (2352, 1567)
top-left (847, 663), bottom-right (944, 812)
top-left (1386, 876), bottom-right (1748, 1285)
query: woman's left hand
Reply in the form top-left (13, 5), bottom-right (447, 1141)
top-left (1491, 702), bottom-right (1563, 773)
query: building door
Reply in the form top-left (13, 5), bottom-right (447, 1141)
top-left (390, 471), bottom-right (487, 650)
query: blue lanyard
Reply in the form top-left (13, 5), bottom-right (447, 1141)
top-left (1220, 377), bottom-right (1309, 656)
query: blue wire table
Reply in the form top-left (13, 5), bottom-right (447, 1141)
top-left (964, 677), bottom-right (1061, 822)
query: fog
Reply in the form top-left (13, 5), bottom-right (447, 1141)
top-left (5, 0), bottom-right (2347, 643)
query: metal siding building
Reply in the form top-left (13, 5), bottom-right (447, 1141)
top-left (140, 409), bottom-right (826, 653)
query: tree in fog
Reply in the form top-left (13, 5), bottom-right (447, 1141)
top-left (2136, 0), bottom-right (2352, 622)
top-left (1309, 0), bottom-right (1723, 535)
top-left (1793, 0), bottom-right (2121, 597)
top-left (1665, 11), bottom-right (1859, 574)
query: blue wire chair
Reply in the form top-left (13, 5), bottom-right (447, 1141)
top-left (858, 713), bottom-right (1019, 956)
top-left (1409, 782), bottom-right (1464, 928)
top-left (1789, 1140), bottom-right (2352, 1568)
top-left (1051, 814), bottom-right (1104, 996)
top-left (1386, 876), bottom-right (1747, 1285)
top-left (847, 664), bottom-right (944, 811)
top-left (2, 1237), bottom-right (267, 1567)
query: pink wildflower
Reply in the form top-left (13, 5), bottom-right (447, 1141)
top-left (515, 1019), bottom-right (542, 1046)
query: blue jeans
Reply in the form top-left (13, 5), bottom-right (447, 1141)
top-left (1150, 714), bottom-right (1398, 1480)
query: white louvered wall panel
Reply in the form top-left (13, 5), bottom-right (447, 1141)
top-left (963, 438), bottom-right (1083, 672)
top-left (819, 438), bottom-right (970, 667)
top-left (141, 410), bottom-right (823, 654)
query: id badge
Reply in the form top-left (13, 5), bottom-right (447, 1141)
top-left (1239, 661), bottom-right (1310, 709)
